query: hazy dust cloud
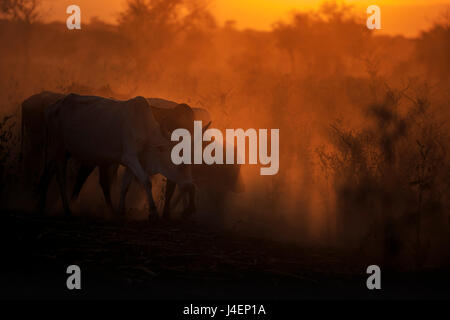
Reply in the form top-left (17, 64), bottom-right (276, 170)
top-left (1, 0), bottom-right (449, 268)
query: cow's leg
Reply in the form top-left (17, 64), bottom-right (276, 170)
top-left (121, 155), bottom-right (158, 221)
top-left (181, 184), bottom-right (196, 219)
top-left (37, 161), bottom-right (56, 214)
top-left (71, 164), bottom-right (95, 201)
top-left (162, 179), bottom-right (176, 220)
top-left (118, 167), bottom-right (133, 216)
top-left (55, 156), bottom-right (72, 216)
top-left (109, 164), bottom-right (119, 185)
top-left (144, 179), bottom-right (159, 221)
top-left (99, 165), bottom-right (115, 213)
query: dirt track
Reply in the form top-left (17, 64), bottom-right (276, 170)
top-left (0, 212), bottom-right (449, 300)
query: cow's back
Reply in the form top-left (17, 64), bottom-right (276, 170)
top-left (49, 94), bottom-right (166, 165)
top-left (147, 98), bottom-right (179, 109)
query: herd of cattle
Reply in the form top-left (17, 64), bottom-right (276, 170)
top-left (20, 91), bottom-right (245, 220)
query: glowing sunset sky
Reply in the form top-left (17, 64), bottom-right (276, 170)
top-left (42, 0), bottom-right (450, 37)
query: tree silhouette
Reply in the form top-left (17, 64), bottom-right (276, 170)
top-left (0, 0), bottom-right (39, 24)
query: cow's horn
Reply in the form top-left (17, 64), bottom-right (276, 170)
top-left (202, 121), bottom-right (212, 132)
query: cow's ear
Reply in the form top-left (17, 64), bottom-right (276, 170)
top-left (175, 103), bottom-right (194, 116)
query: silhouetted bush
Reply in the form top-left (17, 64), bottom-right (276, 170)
top-left (317, 82), bottom-right (449, 267)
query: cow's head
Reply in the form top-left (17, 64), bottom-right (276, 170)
top-left (143, 141), bottom-right (195, 195)
top-left (159, 103), bottom-right (194, 135)
top-left (159, 104), bottom-right (211, 142)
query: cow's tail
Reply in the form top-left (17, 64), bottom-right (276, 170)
top-left (42, 118), bottom-right (49, 172)
top-left (20, 103), bottom-right (25, 163)
top-left (36, 111), bottom-right (49, 194)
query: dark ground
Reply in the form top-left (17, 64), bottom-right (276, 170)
top-left (0, 211), bottom-right (449, 300)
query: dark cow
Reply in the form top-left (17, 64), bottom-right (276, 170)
top-left (22, 93), bottom-right (201, 218)
top-left (69, 98), bottom-right (205, 219)
top-left (21, 93), bottom-right (244, 219)
top-left (72, 99), bottom-right (245, 220)
top-left (38, 93), bottom-right (195, 219)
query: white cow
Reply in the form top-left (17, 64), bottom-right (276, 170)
top-left (38, 93), bottom-right (194, 219)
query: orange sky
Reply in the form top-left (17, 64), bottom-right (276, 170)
top-left (41, 0), bottom-right (450, 37)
